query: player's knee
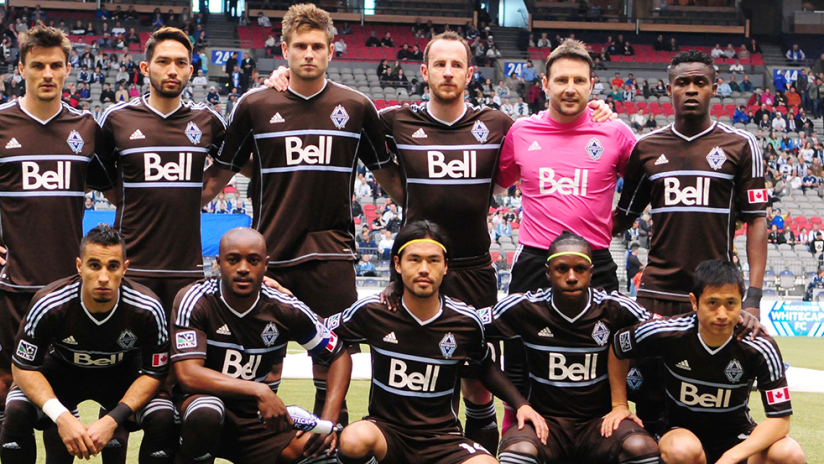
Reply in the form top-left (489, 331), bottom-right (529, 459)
top-left (339, 422), bottom-right (379, 457)
top-left (767, 438), bottom-right (806, 464)
top-left (181, 396), bottom-right (224, 433)
top-left (1, 394), bottom-right (38, 436)
top-left (500, 440), bottom-right (538, 458)
top-left (660, 436), bottom-right (704, 464)
top-left (620, 433), bottom-right (660, 461)
top-left (138, 399), bottom-right (177, 436)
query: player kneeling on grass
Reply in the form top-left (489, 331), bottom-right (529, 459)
top-left (0, 225), bottom-right (176, 464)
top-left (488, 231), bottom-right (660, 464)
top-left (614, 260), bottom-right (806, 464)
top-left (324, 221), bottom-right (547, 464)
top-left (170, 227), bottom-right (352, 464)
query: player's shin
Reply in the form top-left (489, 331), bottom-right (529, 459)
top-left (99, 405), bottom-right (129, 464)
top-left (136, 398), bottom-right (177, 464)
top-left (462, 391), bottom-right (498, 455)
top-left (177, 396), bottom-right (224, 464)
top-left (312, 367), bottom-right (349, 426)
top-left (0, 397), bottom-right (39, 464)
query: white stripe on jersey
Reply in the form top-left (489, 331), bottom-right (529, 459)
top-left (742, 337), bottom-right (783, 382)
top-left (529, 372), bottom-right (608, 388)
top-left (664, 365), bottom-right (751, 389)
top-left (523, 342), bottom-right (607, 353)
top-left (372, 346), bottom-right (462, 365)
top-left (493, 289), bottom-right (551, 319)
top-left (176, 279), bottom-right (219, 327)
top-left (0, 191), bottom-right (85, 198)
top-left (666, 389), bottom-right (748, 413)
top-left (444, 296), bottom-right (484, 333)
top-left (395, 143), bottom-right (501, 151)
top-left (597, 290), bottom-right (651, 322)
top-left (342, 294), bottom-right (381, 323)
top-left (98, 98), bottom-right (142, 127)
top-left (717, 122), bottom-right (763, 177)
top-left (0, 155), bottom-right (91, 163)
top-left (648, 170), bottom-right (735, 181)
top-left (206, 339), bottom-right (286, 353)
top-left (372, 378), bottom-right (454, 398)
top-left (25, 282), bottom-right (81, 336)
top-left (635, 315), bottom-right (696, 342)
top-left (123, 182), bottom-right (203, 188)
top-left (649, 206), bottom-right (730, 215)
top-left (253, 129), bottom-right (361, 140)
top-left (119, 146), bottom-right (211, 156)
top-left (260, 166), bottom-right (352, 174)
top-left (406, 178), bottom-right (493, 185)
top-left (122, 286), bottom-right (168, 344)
top-left (188, 101), bottom-right (228, 129)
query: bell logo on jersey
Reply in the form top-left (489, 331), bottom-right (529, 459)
top-left (427, 151), bottom-right (477, 178)
top-left (388, 359), bottom-right (441, 392)
top-left (548, 353), bottom-right (598, 381)
top-left (74, 352), bottom-right (125, 366)
top-left (663, 177), bottom-right (711, 206)
top-left (222, 349), bottom-right (263, 380)
top-left (285, 136), bottom-right (333, 165)
top-left (679, 382), bottom-right (732, 408)
top-left (539, 168), bottom-right (588, 196)
top-left (22, 162), bottom-right (72, 190)
top-left (144, 153), bottom-right (194, 182)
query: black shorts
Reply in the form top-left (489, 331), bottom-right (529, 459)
top-left (178, 394), bottom-right (298, 464)
top-left (0, 291), bottom-right (35, 369)
top-left (441, 255), bottom-right (498, 310)
top-left (635, 296), bottom-right (693, 317)
top-left (666, 424), bottom-right (756, 464)
top-left (368, 419), bottom-right (491, 464)
top-left (128, 275), bottom-right (201, 320)
top-left (500, 416), bottom-right (650, 464)
top-left (509, 246), bottom-right (619, 294)
top-left (267, 260), bottom-right (358, 319)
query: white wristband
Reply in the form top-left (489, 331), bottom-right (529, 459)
top-left (42, 398), bottom-right (69, 422)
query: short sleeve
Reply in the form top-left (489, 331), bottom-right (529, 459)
top-left (379, 106), bottom-right (398, 159)
top-left (485, 294), bottom-right (526, 340)
top-left (604, 292), bottom-right (651, 330)
top-left (358, 99), bottom-right (392, 171)
top-left (135, 293), bottom-right (170, 378)
top-left (612, 316), bottom-right (675, 360)
top-left (495, 126), bottom-right (520, 188)
top-left (273, 292), bottom-right (342, 364)
top-left (88, 118), bottom-right (117, 191)
top-left (209, 108), bottom-right (228, 159)
top-left (325, 298), bottom-right (374, 344)
top-left (11, 292), bottom-right (56, 370)
top-left (215, 95), bottom-right (255, 172)
top-left (734, 136), bottom-right (768, 217)
top-left (615, 144), bottom-right (652, 217)
top-left (745, 336), bottom-right (792, 418)
top-left (459, 314), bottom-right (491, 378)
top-left (170, 293), bottom-right (209, 363)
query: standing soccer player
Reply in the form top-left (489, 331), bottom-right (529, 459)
top-left (0, 225), bottom-right (176, 464)
top-left (488, 232), bottom-right (660, 464)
top-left (614, 261), bottom-right (805, 464)
top-left (0, 26), bottom-right (111, 433)
top-left (612, 51), bottom-right (767, 433)
top-left (325, 221), bottom-right (547, 464)
top-left (202, 3), bottom-right (401, 422)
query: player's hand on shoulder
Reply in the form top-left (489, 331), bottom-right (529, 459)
top-left (300, 430), bottom-right (338, 458)
top-left (735, 310), bottom-right (764, 341)
top-left (0, 245), bottom-right (6, 265)
top-left (265, 66), bottom-right (290, 92)
top-left (256, 383), bottom-right (292, 433)
top-left (600, 404), bottom-right (642, 438)
top-left (86, 415), bottom-right (119, 456)
top-left (379, 281), bottom-right (400, 311)
top-left (588, 99), bottom-right (618, 122)
top-left (516, 404), bottom-right (548, 445)
top-left (263, 276), bottom-right (294, 297)
top-left (55, 413), bottom-right (97, 459)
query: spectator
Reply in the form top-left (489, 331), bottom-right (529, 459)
top-left (355, 254), bottom-right (377, 277)
top-left (802, 168), bottom-right (820, 192)
top-left (786, 44), bottom-right (805, 64)
top-left (206, 86), bottom-right (220, 105)
top-left (378, 229), bottom-right (394, 260)
top-left (631, 109), bottom-right (651, 132)
top-left (91, 66), bottom-right (105, 85)
top-left (710, 43), bottom-right (724, 59)
top-left (381, 32), bottom-right (394, 48)
top-left (723, 43), bottom-right (736, 59)
top-left (738, 44), bottom-right (750, 60)
top-left (610, 72), bottom-right (623, 88)
top-left (761, 87), bottom-right (775, 105)
top-left (740, 75), bottom-right (754, 92)
top-left (772, 112), bottom-right (787, 132)
top-left (537, 32), bottom-right (550, 48)
top-left (265, 34), bottom-right (279, 57)
top-left (256, 11), bottom-right (271, 28)
top-left (729, 60), bottom-right (744, 74)
top-left (623, 41), bottom-right (634, 56)
top-left (334, 36), bottom-right (347, 57)
top-left (241, 52), bottom-right (255, 89)
top-left (485, 44), bottom-right (501, 66)
top-left (357, 230), bottom-right (378, 251)
top-left (151, 13), bottom-right (165, 30)
top-left (621, 84), bottom-right (635, 102)
top-left (733, 105), bottom-right (750, 124)
top-left (623, 219), bottom-right (641, 247)
top-left (114, 83), bottom-right (129, 102)
top-left (354, 173), bottom-right (371, 198)
top-left (192, 69), bottom-right (208, 86)
top-left (410, 45), bottom-right (423, 61)
top-left (775, 89), bottom-right (788, 108)
top-left (521, 60), bottom-right (536, 83)
top-left (626, 244), bottom-right (642, 293)
top-left (653, 80), bottom-right (667, 95)
top-left (224, 51), bottom-right (238, 76)
top-left (115, 65), bottom-right (129, 85)
top-left (513, 96), bottom-right (529, 118)
top-left (100, 83), bottom-right (115, 103)
top-left (747, 38), bottom-right (763, 54)
top-left (112, 21), bottom-right (125, 35)
top-left (232, 199), bottom-right (246, 214)
top-left (768, 224), bottom-right (786, 246)
top-left (365, 30), bottom-right (380, 47)
top-left (716, 78), bottom-right (732, 97)
top-left (608, 85), bottom-right (623, 102)
top-left (787, 86), bottom-right (801, 108)
top-left (653, 34), bottom-right (666, 51)
top-left (669, 37), bottom-right (679, 51)
top-left (396, 43), bottom-right (411, 61)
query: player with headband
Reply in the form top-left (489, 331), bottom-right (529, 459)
top-left (484, 231), bottom-right (660, 464)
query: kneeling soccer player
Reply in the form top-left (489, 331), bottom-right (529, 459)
top-left (614, 260), bottom-right (806, 464)
top-left (171, 228), bottom-right (352, 464)
top-left (490, 231), bottom-right (660, 464)
top-left (324, 221), bottom-right (547, 464)
top-left (0, 225), bottom-right (176, 464)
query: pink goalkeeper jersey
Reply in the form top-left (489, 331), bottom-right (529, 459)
top-left (497, 108), bottom-right (636, 250)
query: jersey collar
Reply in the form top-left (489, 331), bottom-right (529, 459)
top-left (424, 102), bottom-right (468, 127)
top-left (142, 93), bottom-right (183, 119)
top-left (670, 121), bottom-right (716, 142)
top-left (697, 329), bottom-right (733, 355)
top-left (17, 100), bottom-right (63, 125)
top-left (219, 282), bottom-right (261, 318)
top-left (549, 288), bottom-right (592, 324)
top-left (402, 296), bottom-right (443, 326)
top-left (79, 286), bottom-right (121, 326)
top-left (288, 79), bottom-right (328, 100)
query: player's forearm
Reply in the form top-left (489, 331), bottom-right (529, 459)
top-left (607, 349), bottom-right (630, 409)
top-left (371, 164), bottom-right (404, 205)
top-left (119, 375), bottom-right (162, 412)
top-left (745, 216), bottom-right (768, 290)
top-left (12, 365), bottom-right (59, 408)
top-left (723, 417), bottom-right (790, 463)
top-left (477, 359), bottom-right (528, 410)
top-left (319, 351), bottom-right (352, 423)
top-left (175, 361), bottom-right (268, 400)
top-left (201, 164), bottom-right (237, 207)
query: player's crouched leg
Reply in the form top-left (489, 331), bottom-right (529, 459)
top-left (133, 397), bottom-right (177, 464)
top-left (658, 428), bottom-right (705, 464)
top-left (761, 436), bottom-right (806, 464)
top-left (0, 388), bottom-right (41, 464)
top-left (616, 428), bottom-right (660, 464)
top-left (176, 395), bottom-right (224, 464)
top-left (498, 423), bottom-right (542, 464)
top-left (337, 420), bottom-right (387, 464)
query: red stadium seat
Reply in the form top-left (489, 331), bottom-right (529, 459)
top-left (490, 251), bottom-right (501, 262)
top-left (506, 251), bottom-right (515, 266)
top-left (811, 217), bottom-right (822, 225)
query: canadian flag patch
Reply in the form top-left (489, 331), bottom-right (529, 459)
top-left (765, 386), bottom-right (791, 405)
top-left (326, 331), bottom-right (338, 351)
top-left (748, 189), bottom-right (768, 204)
top-left (152, 353), bottom-right (168, 367)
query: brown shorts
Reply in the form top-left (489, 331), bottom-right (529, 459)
top-left (635, 296), bottom-right (693, 317)
top-left (0, 291), bottom-right (35, 368)
top-left (128, 275), bottom-right (201, 320)
top-left (500, 416), bottom-right (650, 464)
top-left (441, 258), bottom-right (498, 310)
top-left (369, 418), bottom-right (491, 464)
top-left (665, 424), bottom-right (755, 464)
top-left (267, 260), bottom-right (358, 319)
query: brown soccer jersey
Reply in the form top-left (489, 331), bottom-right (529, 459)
top-left (98, 97), bottom-right (226, 278)
top-left (171, 278), bottom-right (343, 412)
top-left (12, 275), bottom-right (169, 379)
top-left (325, 294), bottom-right (491, 431)
top-left (616, 123), bottom-right (766, 301)
top-left (216, 82), bottom-right (391, 268)
top-left (381, 103), bottom-right (513, 263)
top-left (0, 101), bottom-right (110, 292)
top-left (485, 289), bottom-right (650, 419)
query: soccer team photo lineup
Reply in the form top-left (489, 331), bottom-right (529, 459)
top-left (0, 1), bottom-right (820, 463)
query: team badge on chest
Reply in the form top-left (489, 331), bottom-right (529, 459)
top-left (591, 321), bottom-right (610, 346)
top-left (471, 120), bottom-right (489, 143)
top-left (725, 359), bottom-right (744, 383)
top-left (261, 322), bottom-right (279, 347)
top-left (585, 137), bottom-right (604, 160)
top-left (67, 130), bottom-right (84, 154)
top-left (118, 329), bottom-right (137, 349)
top-left (185, 122), bottom-right (202, 144)
top-left (439, 332), bottom-right (457, 359)
top-left (627, 367), bottom-right (643, 390)
top-left (331, 105), bottom-right (350, 129)
top-left (706, 146), bottom-right (727, 170)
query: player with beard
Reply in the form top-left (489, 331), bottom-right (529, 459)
top-left (0, 25), bottom-right (110, 437)
top-left (612, 51), bottom-right (767, 435)
top-left (264, 32), bottom-right (615, 453)
top-left (202, 4), bottom-right (403, 428)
